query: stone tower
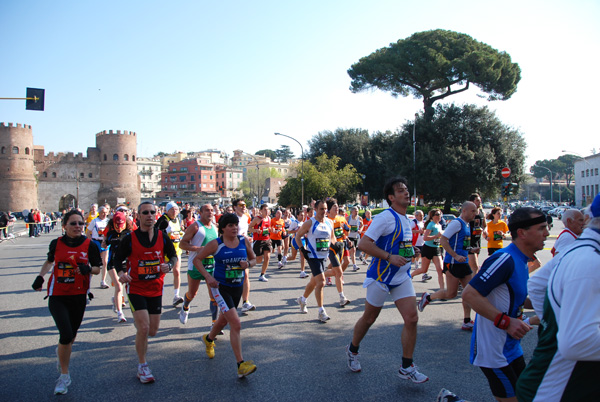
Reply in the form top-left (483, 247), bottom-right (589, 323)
top-left (0, 123), bottom-right (38, 212)
top-left (96, 130), bottom-right (141, 207)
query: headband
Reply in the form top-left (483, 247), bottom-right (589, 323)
top-left (508, 214), bottom-right (546, 232)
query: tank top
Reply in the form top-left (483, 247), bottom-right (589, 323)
top-left (188, 221), bottom-right (218, 273)
top-left (252, 216), bottom-right (271, 241)
top-left (48, 237), bottom-right (92, 296)
top-left (126, 230), bottom-right (165, 297)
top-left (213, 235), bottom-right (248, 287)
top-left (305, 217), bottom-right (334, 259)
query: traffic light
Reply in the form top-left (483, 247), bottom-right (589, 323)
top-left (501, 182), bottom-right (509, 197)
top-left (507, 182), bottom-right (518, 196)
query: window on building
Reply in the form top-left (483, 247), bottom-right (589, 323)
top-left (203, 175), bottom-right (207, 179)
top-left (0, 146), bottom-right (5, 154)
top-left (587, 185), bottom-right (590, 195)
top-left (190, 184), bottom-right (195, 190)
top-left (124, 154), bottom-right (129, 161)
top-left (132, 155), bottom-right (135, 161)
top-left (179, 175), bottom-right (186, 182)
top-left (25, 147), bottom-right (30, 155)
top-left (210, 184), bottom-right (214, 188)
top-left (190, 174), bottom-right (195, 181)
top-left (43, 172), bottom-right (47, 178)
top-left (113, 154), bottom-right (119, 161)
top-left (596, 184), bottom-right (599, 195)
top-left (172, 168), bottom-right (176, 172)
top-left (104, 154), bottom-right (107, 161)
top-left (170, 176), bottom-right (176, 182)
top-left (210, 175), bottom-right (213, 180)
top-left (582, 171), bottom-right (585, 177)
top-left (596, 168), bottom-right (599, 176)
top-left (79, 172), bottom-right (83, 178)
top-left (88, 173), bottom-right (93, 178)
top-left (586, 169), bottom-right (590, 177)
top-left (203, 183), bottom-right (206, 188)
top-left (52, 172), bottom-right (56, 178)
top-left (12, 146), bottom-right (19, 154)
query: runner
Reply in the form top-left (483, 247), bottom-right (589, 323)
top-left (462, 207), bottom-right (548, 402)
top-left (483, 207), bottom-right (509, 256)
top-left (114, 201), bottom-right (177, 384)
top-left (87, 206), bottom-right (110, 289)
top-left (193, 213), bottom-right (258, 378)
top-left (410, 210), bottom-right (425, 274)
top-left (467, 193), bottom-right (485, 276)
top-left (230, 199), bottom-right (256, 314)
top-left (156, 201), bottom-right (185, 306)
top-left (178, 204), bottom-right (219, 327)
top-left (325, 199), bottom-right (350, 304)
top-left (249, 204), bottom-right (272, 282)
top-left (412, 209), bottom-right (444, 288)
top-left (418, 201), bottom-right (479, 330)
top-left (346, 177), bottom-right (428, 383)
top-left (286, 210), bottom-right (308, 278)
top-left (31, 209), bottom-right (101, 395)
top-left (270, 210), bottom-right (286, 269)
top-left (550, 209), bottom-right (584, 256)
top-left (347, 206), bottom-right (363, 271)
top-left (359, 210), bottom-right (373, 264)
top-left (294, 200), bottom-right (339, 321)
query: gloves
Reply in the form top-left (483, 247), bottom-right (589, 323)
top-left (334, 241), bottom-right (344, 254)
top-left (32, 275), bottom-right (44, 291)
top-left (77, 263), bottom-right (92, 275)
top-left (300, 247), bottom-right (310, 260)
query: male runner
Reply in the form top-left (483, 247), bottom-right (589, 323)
top-left (156, 202), bottom-right (184, 306)
top-left (468, 193), bottom-right (485, 276)
top-left (232, 198), bottom-right (256, 313)
top-left (550, 208), bottom-right (584, 256)
top-left (249, 204), bottom-right (272, 282)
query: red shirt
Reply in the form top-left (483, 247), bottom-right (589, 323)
top-left (253, 217), bottom-right (271, 241)
top-left (48, 238), bottom-right (92, 296)
top-left (126, 230), bottom-right (165, 297)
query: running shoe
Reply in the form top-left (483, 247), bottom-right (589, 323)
top-left (297, 297), bottom-right (308, 314)
top-left (346, 345), bottom-right (361, 372)
top-left (278, 261), bottom-right (284, 269)
top-left (418, 292), bottom-right (430, 312)
top-left (318, 310), bottom-right (330, 323)
top-left (241, 302), bottom-right (256, 313)
top-left (203, 334), bottom-right (215, 359)
top-left (237, 360), bottom-right (257, 378)
top-left (137, 363), bottom-right (155, 384)
top-left (282, 256), bottom-right (287, 265)
top-left (398, 364), bottom-right (429, 383)
top-left (179, 308), bottom-right (189, 324)
top-left (299, 271), bottom-right (309, 278)
top-left (421, 274), bottom-right (431, 282)
top-left (340, 296), bottom-right (351, 307)
top-left (352, 264), bottom-right (360, 272)
top-left (100, 281), bottom-right (109, 289)
top-left (172, 296), bottom-right (184, 307)
top-left (461, 320), bottom-right (474, 331)
top-left (326, 277), bottom-right (333, 286)
top-left (359, 254), bottom-right (364, 262)
top-left (54, 374), bottom-right (71, 395)
top-left (437, 388), bottom-right (467, 402)
top-left (117, 312), bottom-right (127, 323)
top-left (258, 275), bottom-right (268, 282)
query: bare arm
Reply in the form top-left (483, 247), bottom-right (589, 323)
top-left (179, 222), bottom-right (200, 252)
top-left (440, 235), bottom-right (466, 263)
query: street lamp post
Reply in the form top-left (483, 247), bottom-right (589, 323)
top-left (274, 132), bottom-right (304, 206)
top-left (534, 164), bottom-right (553, 202)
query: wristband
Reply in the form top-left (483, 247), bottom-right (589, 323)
top-left (386, 253), bottom-right (391, 262)
top-left (494, 313), bottom-right (510, 330)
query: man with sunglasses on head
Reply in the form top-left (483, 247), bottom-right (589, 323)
top-left (114, 201), bottom-right (177, 384)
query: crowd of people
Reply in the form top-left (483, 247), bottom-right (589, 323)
top-left (28, 181), bottom-right (599, 400)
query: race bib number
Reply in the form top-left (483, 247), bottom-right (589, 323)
top-left (398, 241), bottom-right (415, 258)
top-left (170, 232), bottom-right (182, 243)
top-left (493, 232), bottom-right (503, 241)
top-left (262, 227), bottom-right (269, 236)
top-left (350, 225), bottom-right (358, 232)
top-left (138, 259), bottom-right (160, 280)
top-left (334, 227), bottom-right (344, 239)
top-left (463, 235), bottom-right (472, 250)
top-left (225, 264), bottom-right (244, 284)
top-left (203, 256), bottom-right (215, 274)
top-left (57, 262), bottom-right (76, 283)
top-left (472, 227), bottom-right (482, 236)
top-left (316, 238), bottom-right (330, 252)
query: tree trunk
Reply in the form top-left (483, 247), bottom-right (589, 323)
top-left (444, 199), bottom-right (452, 214)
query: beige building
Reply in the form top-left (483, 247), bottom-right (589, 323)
top-left (137, 157), bottom-right (162, 199)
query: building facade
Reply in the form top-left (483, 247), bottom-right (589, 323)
top-left (158, 158), bottom-right (217, 198)
top-left (137, 157), bottom-right (162, 199)
top-left (574, 153), bottom-right (600, 207)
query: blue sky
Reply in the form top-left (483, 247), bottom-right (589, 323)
top-left (1, 0), bottom-right (599, 169)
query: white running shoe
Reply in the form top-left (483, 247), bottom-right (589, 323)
top-left (318, 310), bottom-right (330, 322)
top-left (299, 271), bottom-right (309, 278)
top-left (278, 261), bottom-right (284, 269)
top-left (179, 308), bottom-right (189, 324)
top-left (340, 296), bottom-right (351, 307)
top-left (54, 374), bottom-right (71, 395)
top-left (241, 302), bottom-right (256, 313)
top-left (282, 256), bottom-right (287, 265)
top-left (352, 264), bottom-right (360, 271)
top-left (117, 312), bottom-right (127, 323)
top-left (137, 363), bottom-right (155, 384)
top-left (346, 345), bottom-right (361, 372)
top-left (172, 296), bottom-right (184, 307)
top-left (398, 364), bottom-right (429, 383)
top-left (297, 297), bottom-right (308, 314)
top-left (258, 275), bottom-right (269, 282)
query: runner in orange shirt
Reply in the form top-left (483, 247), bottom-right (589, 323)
top-left (270, 210), bottom-right (286, 269)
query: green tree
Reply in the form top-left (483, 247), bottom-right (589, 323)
top-left (390, 104), bottom-right (526, 211)
top-left (275, 145), bottom-right (294, 162)
top-left (348, 29), bottom-right (521, 119)
top-left (255, 149), bottom-right (277, 160)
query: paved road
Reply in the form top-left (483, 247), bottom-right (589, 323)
top-left (0, 224), bottom-right (559, 401)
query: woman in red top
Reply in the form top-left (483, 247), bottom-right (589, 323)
top-left (32, 209), bottom-right (101, 395)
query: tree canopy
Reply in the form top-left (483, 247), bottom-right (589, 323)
top-left (275, 145), bottom-right (294, 162)
top-left (255, 149), bottom-right (277, 160)
top-left (348, 29), bottom-right (521, 119)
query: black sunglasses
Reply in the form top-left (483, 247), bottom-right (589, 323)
top-left (141, 210), bottom-right (156, 215)
top-left (69, 221), bottom-right (85, 226)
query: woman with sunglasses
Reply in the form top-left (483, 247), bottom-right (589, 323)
top-left (483, 207), bottom-right (509, 256)
top-left (31, 209), bottom-right (102, 395)
top-left (412, 209), bottom-right (445, 289)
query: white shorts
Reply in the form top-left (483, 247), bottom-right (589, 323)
top-left (364, 278), bottom-right (416, 308)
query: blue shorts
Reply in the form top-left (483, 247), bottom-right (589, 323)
top-left (91, 239), bottom-right (108, 253)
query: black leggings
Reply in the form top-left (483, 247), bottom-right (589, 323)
top-left (48, 295), bottom-right (87, 345)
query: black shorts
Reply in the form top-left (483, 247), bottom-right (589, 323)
top-left (328, 249), bottom-right (341, 267)
top-left (307, 258), bottom-right (327, 276)
top-left (127, 293), bottom-right (162, 315)
top-left (349, 237), bottom-right (359, 247)
top-left (48, 294), bottom-right (87, 345)
top-left (253, 240), bottom-right (273, 256)
top-left (443, 262), bottom-right (472, 279)
top-left (468, 244), bottom-right (480, 255)
top-left (422, 245), bottom-right (442, 259)
top-left (488, 248), bottom-right (501, 256)
top-left (271, 239), bottom-right (282, 247)
top-left (480, 356), bottom-right (526, 398)
top-left (218, 284), bottom-right (243, 310)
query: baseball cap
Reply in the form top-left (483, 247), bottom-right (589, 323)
top-left (166, 202), bottom-right (178, 212)
top-left (113, 211), bottom-right (126, 227)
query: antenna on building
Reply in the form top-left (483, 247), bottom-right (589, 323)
top-left (0, 88), bottom-right (45, 111)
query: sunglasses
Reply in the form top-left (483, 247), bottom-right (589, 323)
top-left (434, 213), bottom-right (441, 216)
top-left (141, 210), bottom-right (156, 215)
top-left (69, 221), bottom-right (85, 226)
top-left (238, 204), bottom-right (246, 207)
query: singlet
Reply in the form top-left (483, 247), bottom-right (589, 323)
top-left (347, 215), bottom-right (362, 239)
top-left (213, 235), bottom-right (248, 287)
top-left (236, 212), bottom-right (251, 238)
top-left (443, 218), bottom-right (471, 264)
top-left (304, 217), bottom-right (334, 259)
top-left (188, 221), bottom-right (218, 273)
top-left (165, 216), bottom-right (183, 243)
top-left (364, 208), bottom-right (414, 286)
top-left (424, 221), bottom-right (442, 248)
top-left (48, 237), bottom-right (92, 296)
top-left (361, 217), bottom-right (372, 237)
top-left (331, 215), bottom-right (349, 241)
top-left (469, 209), bottom-right (485, 248)
top-left (270, 218), bottom-right (285, 241)
top-left (252, 216), bottom-right (271, 241)
top-left (125, 230), bottom-right (166, 297)
top-left (411, 218), bottom-right (425, 246)
top-left (88, 217), bottom-right (109, 240)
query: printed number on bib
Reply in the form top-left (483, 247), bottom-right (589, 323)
top-left (225, 264), bottom-right (244, 284)
top-left (463, 236), bottom-right (472, 250)
top-left (203, 256), bottom-right (215, 274)
top-left (316, 238), bottom-right (330, 252)
top-left (138, 259), bottom-right (161, 280)
top-left (334, 227), bottom-right (344, 239)
top-left (350, 225), bottom-right (358, 232)
top-left (493, 232), bottom-right (503, 241)
top-left (57, 262), bottom-right (76, 283)
top-left (398, 241), bottom-right (415, 258)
